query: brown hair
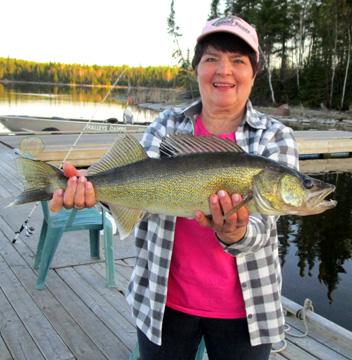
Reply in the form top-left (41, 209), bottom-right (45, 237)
top-left (192, 32), bottom-right (260, 77)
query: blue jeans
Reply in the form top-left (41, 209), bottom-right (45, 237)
top-left (137, 307), bottom-right (272, 360)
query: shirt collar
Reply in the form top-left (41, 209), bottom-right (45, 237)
top-left (181, 98), bottom-right (266, 130)
top-left (242, 100), bottom-right (266, 130)
top-left (182, 98), bottom-right (202, 121)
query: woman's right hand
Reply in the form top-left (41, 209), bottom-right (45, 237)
top-left (49, 162), bottom-right (97, 212)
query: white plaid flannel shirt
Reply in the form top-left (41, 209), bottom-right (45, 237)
top-left (126, 99), bottom-right (299, 346)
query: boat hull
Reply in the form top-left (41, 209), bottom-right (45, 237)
top-left (0, 115), bottom-right (148, 133)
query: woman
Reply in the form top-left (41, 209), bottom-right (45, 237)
top-left (50, 15), bottom-right (299, 360)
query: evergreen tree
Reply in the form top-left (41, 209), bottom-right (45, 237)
top-left (209, 0), bottom-right (222, 19)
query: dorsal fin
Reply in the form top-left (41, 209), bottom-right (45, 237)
top-left (160, 134), bottom-right (245, 157)
top-left (88, 134), bottom-right (148, 175)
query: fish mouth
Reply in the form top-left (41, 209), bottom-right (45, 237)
top-left (306, 184), bottom-right (337, 213)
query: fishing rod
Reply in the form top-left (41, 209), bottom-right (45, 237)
top-left (12, 69), bottom-right (127, 244)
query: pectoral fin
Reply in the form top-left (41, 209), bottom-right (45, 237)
top-left (221, 193), bottom-right (253, 221)
top-left (108, 204), bottom-right (144, 240)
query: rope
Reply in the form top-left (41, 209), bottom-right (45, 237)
top-left (286, 298), bottom-right (314, 338)
top-left (271, 298), bottom-right (314, 354)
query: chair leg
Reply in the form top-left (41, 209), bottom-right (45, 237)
top-left (103, 223), bottom-right (116, 288)
top-left (33, 221), bottom-right (48, 269)
top-left (89, 230), bottom-right (100, 258)
top-left (195, 337), bottom-right (206, 360)
top-left (36, 228), bottom-right (65, 290)
top-left (129, 340), bottom-right (139, 360)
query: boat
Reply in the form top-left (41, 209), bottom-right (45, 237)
top-left (0, 115), bottom-right (149, 133)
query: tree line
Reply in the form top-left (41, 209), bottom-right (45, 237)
top-left (0, 57), bottom-right (185, 89)
top-left (1, 0), bottom-right (352, 110)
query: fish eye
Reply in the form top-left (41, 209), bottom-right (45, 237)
top-left (303, 178), bottom-right (314, 189)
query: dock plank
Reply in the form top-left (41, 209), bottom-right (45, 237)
top-left (0, 220), bottom-right (108, 360)
top-left (0, 335), bottom-right (13, 360)
top-left (115, 259), bottom-right (135, 281)
top-left (0, 169), bottom-right (21, 197)
top-left (0, 181), bottom-right (13, 198)
top-left (270, 352), bottom-right (293, 360)
top-left (7, 240), bottom-right (131, 359)
top-left (56, 266), bottom-right (136, 351)
top-left (284, 314), bottom-right (352, 359)
top-left (75, 263), bottom-right (132, 317)
top-left (47, 267), bottom-right (131, 359)
top-left (272, 338), bottom-right (319, 360)
top-left (0, 289), bottom-right (45, 360)
top-left (0, 252), bottom-right (74, 360)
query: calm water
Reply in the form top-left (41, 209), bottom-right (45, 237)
top-left (1, 83), bottom-right (351, 332)
top-left (0, 82), bottom-right (158, 132)
top-left (278, 173), bottom-right (352, 332)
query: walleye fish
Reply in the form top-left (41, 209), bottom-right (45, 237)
top-left (9, 134), bottom-right (337, 239)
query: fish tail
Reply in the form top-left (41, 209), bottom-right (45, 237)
top-left (8, 158), bottom-right (67, 206)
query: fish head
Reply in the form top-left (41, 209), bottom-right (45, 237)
top-left (253, 167), bottom-right (337, 216)
top-left (278, 172), bottom-right (337, 215)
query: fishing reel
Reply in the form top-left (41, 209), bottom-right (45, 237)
top-left (25, 225), bottom-right (35, 237)
top-left (12, 224), bottom-right (35, 243)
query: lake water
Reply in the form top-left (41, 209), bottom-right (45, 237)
top-left (1, 82), bottom-right (351, 332)
top-left (278, 172), bottom-right (352, 332)
top-left (0, 82), bottom-right (158, 132)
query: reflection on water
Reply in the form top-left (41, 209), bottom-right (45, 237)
top-left (0, 82), bottom-right (158, 124)
top-left (278, 172), bottom-right (352, 331)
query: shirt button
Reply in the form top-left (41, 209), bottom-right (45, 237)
top-left (248, 314), bottom-right (253, 319)
top-left (241, 282), bottom-right (247, 288)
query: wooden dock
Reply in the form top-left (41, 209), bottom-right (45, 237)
top-left (1, 130), bottom-right (352, 169)
top-left (0, 132), bottom-right (144, 168)
top-left (1, 141), bottom-right (352, 359)
top-left (295, 130), bottom-right (352, 156)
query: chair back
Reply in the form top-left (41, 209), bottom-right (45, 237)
top-left (41, 201), bottom-right (79, 229)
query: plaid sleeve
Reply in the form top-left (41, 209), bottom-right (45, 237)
top-left (141, 112), bottom-right (169, 158)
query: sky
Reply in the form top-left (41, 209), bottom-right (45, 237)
top-left (2, 0), bottom-right (215, 67)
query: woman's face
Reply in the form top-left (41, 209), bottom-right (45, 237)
top-left (197, 46), bottom-right (256, 113)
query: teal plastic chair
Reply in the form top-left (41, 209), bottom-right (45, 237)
top-left (33, 201), bottom-right (116, 289)
top-left (129, 337), bottom-right (206, 360)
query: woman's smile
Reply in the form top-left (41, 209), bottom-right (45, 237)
top-left (213, 81), bottom-right (235, 89)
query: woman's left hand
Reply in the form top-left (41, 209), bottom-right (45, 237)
top-left (195, 190), bottom-right (249, 244)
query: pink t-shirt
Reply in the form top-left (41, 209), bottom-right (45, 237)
top-left (166, 115), bottom-right (246, 319)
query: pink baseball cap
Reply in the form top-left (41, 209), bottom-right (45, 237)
top-left (197, 16), bottom-right (259, 61)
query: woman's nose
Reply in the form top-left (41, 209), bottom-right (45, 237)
top-left (216, 58), bottom-right (232, 76)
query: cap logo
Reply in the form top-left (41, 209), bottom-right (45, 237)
top-left (213, 16), bottom-right (251, 34)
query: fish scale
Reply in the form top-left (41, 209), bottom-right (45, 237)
top-left (9, 134), bottom-right (337, 239)
top-left (89, 152), bottom-right (255, 217)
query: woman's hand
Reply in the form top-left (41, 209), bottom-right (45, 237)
top-left (195, 190), bottom-right (249, 244)
top-left (49, 163), bottom-right (97, 212)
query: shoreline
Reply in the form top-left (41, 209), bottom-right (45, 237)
top-left (2, 79), bottom-right (352, 130)
top-left (138, 102), bottom-right (352, 131)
